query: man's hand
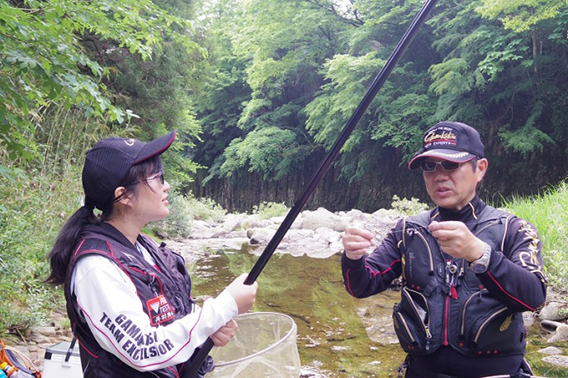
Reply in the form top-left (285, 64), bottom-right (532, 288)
top-left (342, 226), bottom-right (376, 260)
top-left (428, 221), bottom-right (485, 262)
top-left (211, 319), bottom-right (238, 347)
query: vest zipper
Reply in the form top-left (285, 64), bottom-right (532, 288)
top-left (402, 287), bottom-right (432, 341)
top-left (414, 231), bottom-right (434, 274)
top-left (395, 311), bottom-right (416, 343)
top-left (460, 289), bottom-right (488, 335)
top-left (474, 307), bottom-right (507, 343)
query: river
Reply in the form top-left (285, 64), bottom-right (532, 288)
top-left (188, 246), bottom-right (567, 377)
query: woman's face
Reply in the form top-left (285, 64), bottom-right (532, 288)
top-left (128, 171), bottom-right (171, 224)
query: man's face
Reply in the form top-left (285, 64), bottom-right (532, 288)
top-left (422, 157), bottom-right (488, 211)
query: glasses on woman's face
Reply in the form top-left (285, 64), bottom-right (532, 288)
top-left (420, 160), bottom-right (461, 172)
top-left (144, 172), bottom-right (165, 185)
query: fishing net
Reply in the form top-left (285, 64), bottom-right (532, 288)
top-left (209, 312), bottom-right (301, 377)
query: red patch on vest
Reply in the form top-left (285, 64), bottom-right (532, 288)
top-left (146, 295), bottom-right (175, 325)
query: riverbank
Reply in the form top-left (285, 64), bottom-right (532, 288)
top-left (8, 206), bottom-right (568, 375)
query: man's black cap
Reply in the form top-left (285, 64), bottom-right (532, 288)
top-left (408, 122), bottom-right (484, 170)
top-left (82, 130), bottom-right (176, 211)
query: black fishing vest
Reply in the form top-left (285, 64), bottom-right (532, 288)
top-left (393, 206), bottom-right (527, 357)
top-left (64, 229), bottom-right (195, 378)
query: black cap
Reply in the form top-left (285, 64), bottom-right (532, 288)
top-left (408, 122), bottom-right (484, 170)
top-left (82, 130), bottom-right (176, 211)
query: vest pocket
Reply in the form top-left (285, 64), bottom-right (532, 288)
top-left (393, 287), bottom-right (435, 355)
top-left (460, 304), bottom-right (525, 356)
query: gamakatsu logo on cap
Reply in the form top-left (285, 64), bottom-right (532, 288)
top-left (124, 139), bottom-right (135, 146)
top-left (424, 128), bottom-right (457, 148)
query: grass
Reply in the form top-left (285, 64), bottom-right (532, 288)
top-left (500, 180), bottom-right (568, 289)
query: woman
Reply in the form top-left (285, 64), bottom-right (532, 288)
top-left (47, 131), bottom-right (258, 377)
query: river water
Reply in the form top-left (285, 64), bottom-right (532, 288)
top-left (188, 247), bottom-right (567, 377)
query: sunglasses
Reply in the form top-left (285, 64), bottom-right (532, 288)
top-left (420, 160), bottom-right (461, 172)
top-left (144, 172), bottom-right (165, 185)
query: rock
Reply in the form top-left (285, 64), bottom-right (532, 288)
top-left (30, 326), bottom-right (57, 337)
top-left (302, 208), bottom-right (349, 232)
top-left (539, 301), bottom-right (568, 322)
top-left (538, 346), bottom-right (563, 355)
top-left (547, 323), bottom-right (568, 343)
top-left (248, 228), bottom-right (276, 245)
top-left (542, 355), bottom-right (568, 369)
top-left (523, 311), bottom-right (537, 327)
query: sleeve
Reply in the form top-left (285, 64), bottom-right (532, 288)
top-left (341, 220), bottom-right (404, 298)
top-left (72, 255), bottom-right (238, 372)
top-left (478, 216), bottom-right (547, 312)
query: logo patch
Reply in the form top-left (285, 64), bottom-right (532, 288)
top-left (423, 126), bottom-right (457, 149)
top-left (146, 295), bottom-right (175, 325)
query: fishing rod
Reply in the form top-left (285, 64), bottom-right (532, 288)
top-left (184, 0), bottom-right (439, 375)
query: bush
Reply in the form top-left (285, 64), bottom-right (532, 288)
top-left (149, 191), bottom-right (227, 238)
top-left (149, 188), bottom-right (194, 238)
top-left (252, 201), bottom-right (289, 220)
top-left (390, 195), bottom-right (428, 216)
top-left (0, 167), bottom-right (82, 337)
top-left (187, 195), bottom-right (227, 222)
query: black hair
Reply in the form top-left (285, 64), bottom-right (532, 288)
top-left (46, 155), bottom-right (163, 286)
top-left (470, 157), bottom-right (479, 172)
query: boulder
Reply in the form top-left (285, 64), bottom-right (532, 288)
top-left (302, 208), bottom-right (349, 232)
top-left (539, 301), bottom-right (568, 322)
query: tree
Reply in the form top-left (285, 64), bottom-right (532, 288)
top-left (0, 0), bottom-right (201, 172)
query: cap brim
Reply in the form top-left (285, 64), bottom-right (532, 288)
top-left (408, 149), bottom-right (476, 170)
top-left (134, 130), bottom-right (176, 164)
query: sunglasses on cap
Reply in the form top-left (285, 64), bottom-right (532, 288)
top-left (420, 160), bottom-right (462, 172)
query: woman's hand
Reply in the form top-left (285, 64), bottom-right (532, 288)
top-left (226, 273), bottom-right (258, 314)
top-left (211, 319), bottom-right (238, 347)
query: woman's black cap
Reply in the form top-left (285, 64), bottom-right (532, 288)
top-left (82, 130), bottom-right (176, 211)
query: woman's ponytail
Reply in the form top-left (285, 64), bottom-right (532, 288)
top-left (46, 206), bottom-right (98, 286)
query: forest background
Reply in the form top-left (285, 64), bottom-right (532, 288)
top-left (1, 0), bottom-right (567, 339)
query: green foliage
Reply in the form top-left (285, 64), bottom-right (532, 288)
top-left (252, 201), bottom-right (289, 220)
top-left (498, 101), bottom-right (555, 156)
top-left (0, 166), bottom-right (82, 337)
top-left (501, 181), bottom-right (568, 289)
top-left (390, 195), bottom-right (428, 216)
top-left (0, 0), bottom-right (201, 170)
top-left (149, 188), bottom-right (195, 239)
top-left (187, 195), bottom-right (227, 223)
top-left (220, 127), bottom-right (308, 180)
top-left (150, 191), bottom-right (228, 238)
top-left (477, 0), bottom-right (566, 32)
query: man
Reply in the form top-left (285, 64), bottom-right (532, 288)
top-left (342, 121), bottom-right (547, 378)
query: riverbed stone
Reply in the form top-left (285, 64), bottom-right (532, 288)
top-left (547, 323), bottom-right (568, 343)
top-left (539, 301), bottom-right (568, 322)
top-left (302, 207), bottom-right (349, 232)
top-left (539, 346), bottom-right (563, 355)
top-left (542, 354), bottom-right (568, 368)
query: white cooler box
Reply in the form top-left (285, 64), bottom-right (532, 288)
top-left (43, 341), bottom-right (83, 378)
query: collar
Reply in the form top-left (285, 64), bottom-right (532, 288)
top-left (82, 222), bottom-right (139, 254)
top-left (432, 195), bottom-right (486, 229)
